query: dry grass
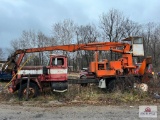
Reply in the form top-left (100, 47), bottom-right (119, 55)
top-left (28, 83), bottom-right (160, 106)
top-left (68, 72), bottom-right (80, 79)
top-left (0, 81), bottom-right (17, 102)
top-left (0, 78), bottom-right (160, 107)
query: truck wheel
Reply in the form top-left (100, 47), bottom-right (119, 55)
top-left (108, 80), bottom-right (116, 92)
top-left (108, 79), bottom-right (123, 92)
top-left (18, 82), bottom-right (39, 98)
top-left (80, 75), bottom-right (88, 87)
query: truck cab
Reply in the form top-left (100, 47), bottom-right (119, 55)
top-left (10, 54), bottom-right (68, 95)
top-left (47, 54), bottom-right (68, 81)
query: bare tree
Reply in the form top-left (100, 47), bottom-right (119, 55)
top-left (99, 9), bottom-right (126, 42)
top-left (9, 30), bottom-right (55, 66)
top-left (123, 19), bottom-right (142, 37)
top-left (52, 19), bottom-right (76, 69)
top-left (99, 9), bottom-right (126, 60)
top-left (36, 31), bottom-right (52, 65)
top-left (142, 23), bottom-right (155, 57)
top-left (52, 19), bottom-right (75, 45)
top-left (141, 22), bottom-right (160, 70)
top-left (75, 24), bottom-right (100, 70)
top-left (99, 9), bottom-right (142, 60)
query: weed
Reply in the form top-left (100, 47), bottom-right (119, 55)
top-left (1, 80), bottom-right (160, 106)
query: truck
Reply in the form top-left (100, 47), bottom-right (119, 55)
top-left (2, 36), bottom-right (152, 98)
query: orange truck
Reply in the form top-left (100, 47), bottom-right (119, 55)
top-left (2, 36), bottom-right (152, 98)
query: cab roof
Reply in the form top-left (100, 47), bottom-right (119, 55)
top-left (121, 36), bottom-right (142, 41)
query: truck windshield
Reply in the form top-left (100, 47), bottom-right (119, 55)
top-left (133, 37), bottom-right (143, 44)
top-left (52, 58), bottom-right (64, 66)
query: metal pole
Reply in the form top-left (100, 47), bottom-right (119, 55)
top-left (26, 74), bottom-right (30, 101)
top-left (18, 78), bottom-right (22, 100)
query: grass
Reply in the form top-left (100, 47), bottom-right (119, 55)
top-left (28, 84), bottom-right (159, 106)
top-left (0, 79), bottom-right (160, 107)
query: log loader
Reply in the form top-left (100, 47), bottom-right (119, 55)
top-left (2, 36), bottom-right (152, 98)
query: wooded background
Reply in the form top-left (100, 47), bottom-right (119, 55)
top-left (0, 9), bottom-right (160, 72)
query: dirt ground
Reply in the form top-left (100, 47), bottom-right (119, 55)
top-left (0, 103), bottom-right (159, 120)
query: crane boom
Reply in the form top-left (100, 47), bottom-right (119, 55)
top-left (14, 42), bottom-right (130, 55)
top-left (2, 36), bottom-right (144, 73)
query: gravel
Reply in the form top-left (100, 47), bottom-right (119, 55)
top-left (0, 104), bottom-right (159, 120)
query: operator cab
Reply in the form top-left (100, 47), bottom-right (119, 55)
top-left (122, 37), bottom-right (144, 56)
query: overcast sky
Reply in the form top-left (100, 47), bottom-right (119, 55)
top-left (0, 0), bottom-right (160, 49)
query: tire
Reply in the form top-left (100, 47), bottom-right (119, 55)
top-left (80, 75), bottom-right (88, 87)
top-left (108, 80), bottom-right (116, 92)
top-left (18, 82), bottom-right (39, 98)
top-left (107, 79), bottom-right (123, 92)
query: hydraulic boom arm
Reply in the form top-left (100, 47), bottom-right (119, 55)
top-left (14, 42), bottom-right (130, 55)
top-left (2, 37), bottom-right (141, 73)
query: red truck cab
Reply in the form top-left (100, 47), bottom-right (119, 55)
top-left (9, 54), bottom-right (68, 96)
